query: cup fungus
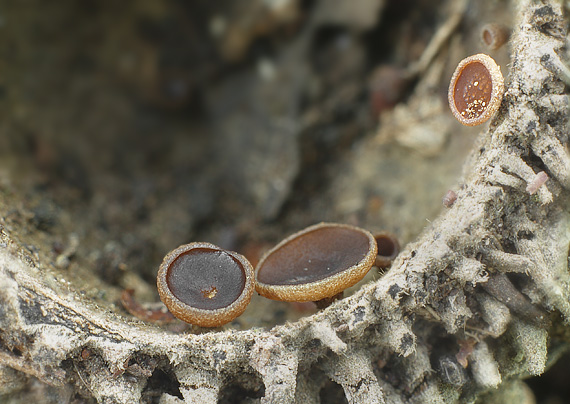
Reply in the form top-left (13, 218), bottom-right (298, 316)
top-left (373, 232), bottom-right (400, 270)
top-left (254, 223), bottom-right (377, 303)
top-left (481, 23), bottom-right (510, 51)
top-left (448, 54), bottom-right (504, 126)
top-left (157, 242), bottom-right (254, 327)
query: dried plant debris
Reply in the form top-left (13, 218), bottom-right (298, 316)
top-left (1, 0), bottom-right (570, 403)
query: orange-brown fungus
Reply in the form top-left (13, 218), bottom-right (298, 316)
top-left (448, 54), bottom-right (504, 126)
top-left (255, 223), bottom-right (377, 302)
top-left (157, 242), bottom-right (254, 327)
top-left (454, 62), bottom-right (492, 118)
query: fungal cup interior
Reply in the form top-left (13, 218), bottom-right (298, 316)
top-left (166, 248), bottom-right (246, 310)
top-left (453, 61), bottom-right (493, 120)
top-left (256, 226), bottom-right (371, 286)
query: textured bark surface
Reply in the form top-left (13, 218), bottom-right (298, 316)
top-left (1, 0), bottom-right (570, 403)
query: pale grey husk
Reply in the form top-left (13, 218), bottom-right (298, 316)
top-left (1, 0), bottom-right (570, 403)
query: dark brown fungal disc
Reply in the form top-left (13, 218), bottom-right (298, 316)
top-left (157, 242), bottom-right (254, 327)
top-left (255, 223), bottom-right (377, 302)
top-left (448, 54), bottom-right (504, 126)
top-left (373, 232), bottom-right (400, 269)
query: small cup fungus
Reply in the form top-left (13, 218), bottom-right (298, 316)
top-left (448, 54), bottom-right (504, 126)
top-left (157, 242), bottom-right (254, 327)
top-left (373, 232), bottom-right (400, 270)
top-left (481, 23), bottom-right (510, 51)
top-left (254, 223), bottom-right (377, 303)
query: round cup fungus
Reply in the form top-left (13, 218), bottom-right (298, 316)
top-left (448, 53), bottom-right (504, 126)
top-left (481, 23), bottom-right (510, 51)
top-left (373, 232), bottom-right (400, 269)
top-left (157, 242), bottom-right (254, 327)
top-left (254, 223), bottom-right (378, 303)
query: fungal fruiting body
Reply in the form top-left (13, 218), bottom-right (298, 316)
top-left (481, 23), bottom-right (510, 50)
top-left (254, 223), bottom-right (378, 302)
top-left (448, 54), bottom-right (504, 126)
top-left (157, 242), bottom-right (254, 327)
top-left (373, 232), bottom-right (400, 269)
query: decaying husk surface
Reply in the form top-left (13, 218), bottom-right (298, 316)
top-left (1, 0), bottom-right (570, 403)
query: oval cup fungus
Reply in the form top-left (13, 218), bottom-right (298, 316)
top-left (480, 23), bottom-right (510, 51)
top-left (448, 54), bottom-right (504, 126)
top-left (373, 232), bottom-right (400, 270)
top-left (254, 223), bottom-right (378, 306)
top-left (157, 242), bottom-right (254, 327)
